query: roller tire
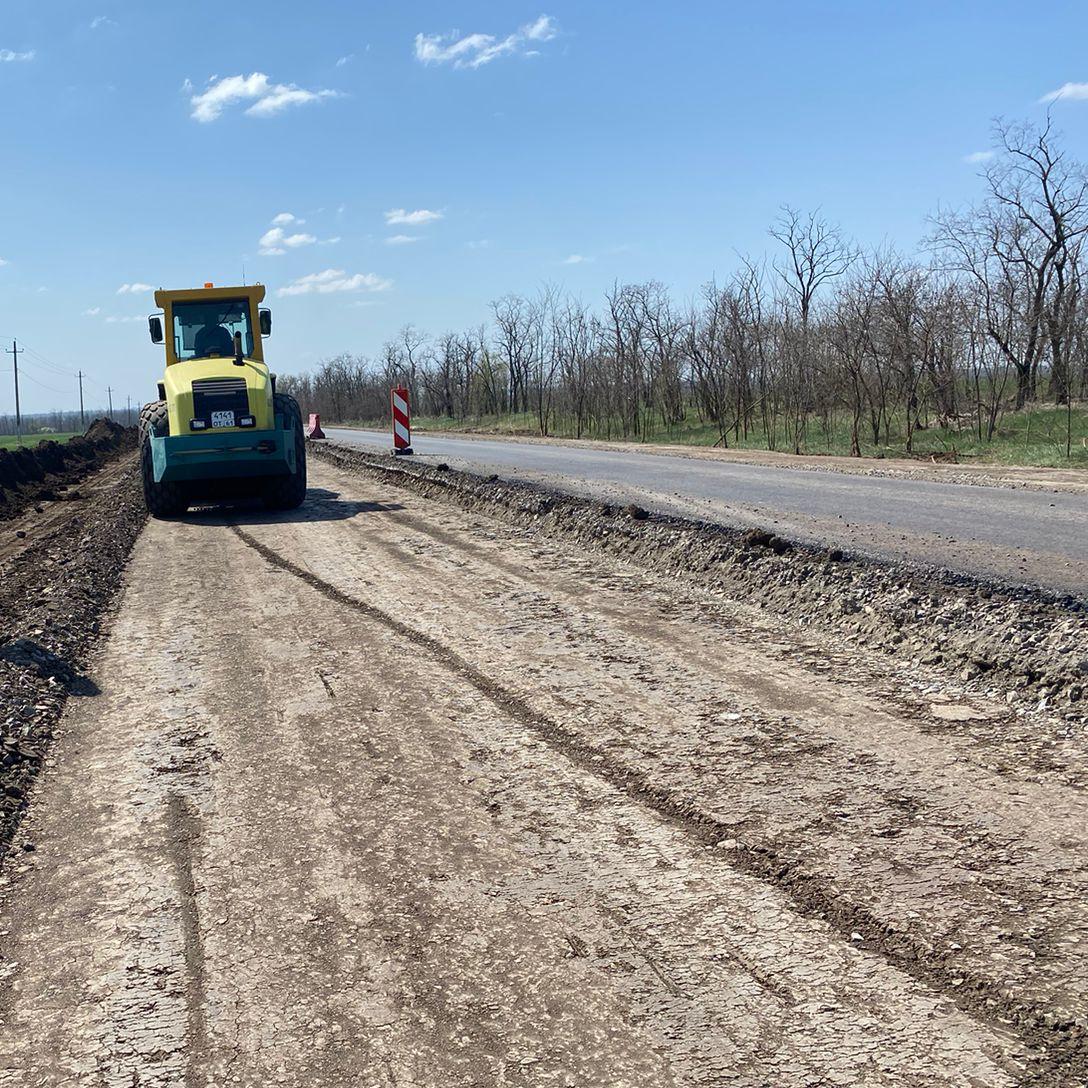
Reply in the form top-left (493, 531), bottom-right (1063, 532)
top-left (263, 393), bottom-right (307, 510)
top-left (139, 400), bottom-right (188, 518)
top-left (139, 399), bottom-right (169, 438)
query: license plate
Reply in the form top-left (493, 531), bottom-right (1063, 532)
top-left (211, 410), bottom-right (236, 428)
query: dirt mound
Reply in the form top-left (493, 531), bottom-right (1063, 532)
top-left (0, 419), bottom-right (137, 521)
top-left (83, 417), bottom-right (127, 444)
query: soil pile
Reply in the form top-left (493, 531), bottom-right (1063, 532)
top-left (0, 419), bottom-right (137, 520)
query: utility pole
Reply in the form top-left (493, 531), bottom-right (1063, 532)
top-left (78, 371), bottom-right (85, 426)
top-left (6, 339), bottom-right (22, 438)
top-left (126, 395), bottom-right (131, 425)
top-left (106, 386), bottom-right (113, 418)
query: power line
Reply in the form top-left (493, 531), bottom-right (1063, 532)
top-left (3, 337), bottom-right (126, 419)
top-left (20, 351), bottom-right (73, 379)
top-left (19, 356), bottom-right (81, 391)
top-left (18, 369), bottom-right (68, 396)
top-left (18, 342), bottom-right (76, 378)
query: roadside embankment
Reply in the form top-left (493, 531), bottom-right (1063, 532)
top-left (313, 440), bottom-right (1088, 710)
top-left (0, 457), bottom-right (144, 858)
top-left (0, 419), bottom-right (137, 521)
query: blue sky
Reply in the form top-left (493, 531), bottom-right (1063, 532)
top-left (2, 0), bottom-right (1088, 416)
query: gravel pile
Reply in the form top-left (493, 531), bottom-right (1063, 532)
top-left (0, 418), bottom-right (137, 520)
top-left (315, 441), bottom-right (1088, 709)
top-left (0, 460), bottom-right (144, 857)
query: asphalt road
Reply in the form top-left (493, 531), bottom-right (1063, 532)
top-left (326, 428), bottom-right (1088, 597)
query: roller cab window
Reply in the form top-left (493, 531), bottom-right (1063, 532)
top-left (172, 299), bottom-right (254, 361)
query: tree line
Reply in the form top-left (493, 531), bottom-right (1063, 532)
top-left (282, 119), bottom-right (1088, 458)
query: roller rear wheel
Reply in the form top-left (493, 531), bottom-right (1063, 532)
top-left (263, 393), bottom-right (307, 511)
top-left (139, 400), bottom-right (188, 518)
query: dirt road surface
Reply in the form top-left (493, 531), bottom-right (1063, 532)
top-left (1, 454), bottom-right (1085, 1086)
top-left (327, 427), bottom-right (1088, 598)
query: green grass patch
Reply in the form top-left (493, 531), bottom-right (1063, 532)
top-left (0, 432), bottom-right (80, 451)
top-left (352, 405), bottom-right (1088, 468)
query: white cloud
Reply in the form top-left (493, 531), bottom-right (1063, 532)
top-left (0, 49), bottom-right (35, 62)
top-left (258, 213), bottom-right (335, 254)
top-left (336, 54), bottom-right (354, 67)
top-left (467, 239), bottom-right (490, 249)
top-left (105, 315), bottom-right (145, 324)
top-left (276, 269), bottom-right (391, 297)
top-left (562, 254), bottom-right (591, 264)
top-left (259, 227), bottom-right (318, 256)
top-left (90, 16), bottom-right (115, 29)
top-left (82, 307), bottom-right (101, 316)
top-left (522, 15), bottom-right (556, 41)
top-left (414, 14), bottom-right (557, 70)
top-left (189, 72), bottom-right (339, 122)
top-left (1040, 82), bottom-right (1088, 103)
top-left (0, 257), bottom-right (8, 266)
top-left (116, 282), bottom-right (153, 294)
top-left (385, 234), bottom-right (421, 245)
top-left (963, 150), bottom-right (994, 164)
top-left (385, 207), bottom-right (443, 226)
top-left (247, 85), bottom-right (334, 118)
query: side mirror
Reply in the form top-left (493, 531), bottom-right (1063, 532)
top-left (259, 308), bottom-right (272, 336)
top-left (148, 315), bottom-right (163, 344)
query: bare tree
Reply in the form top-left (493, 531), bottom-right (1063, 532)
top-left (770, 206), bottom-right (858, 328)
top-left (931, 117), bottom-right (1088, 407)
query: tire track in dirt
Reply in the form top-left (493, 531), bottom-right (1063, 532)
top-left (229, 521), bottom-right (1085, 1083)
top-left (249, 473), bottom-right (1088, 1025)
top-left (297, 454), bottom-right (1088, 1013)
top-left (166, 792), bottom-right (210, 1088)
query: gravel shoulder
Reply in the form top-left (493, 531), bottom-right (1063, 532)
top-left (0, 454), bottom-right (1085, 1085)
top-left (328, 429), bottom-right (1088, 597)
